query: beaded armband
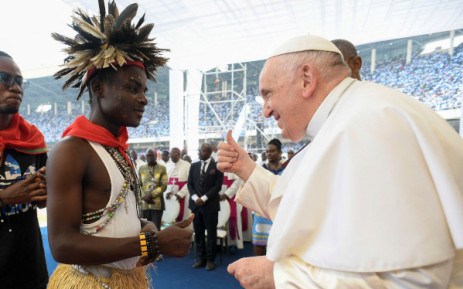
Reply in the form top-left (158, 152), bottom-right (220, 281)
top-left (139, 231), bottom-right (160, 259)
top-left (139, 232), bottom-right (151, 257)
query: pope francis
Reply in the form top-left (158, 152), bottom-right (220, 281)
top-left (218, 35), bottom-right (463, 289)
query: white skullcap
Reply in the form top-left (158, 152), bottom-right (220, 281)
top-left (269, 34), bottom-right (342, 58)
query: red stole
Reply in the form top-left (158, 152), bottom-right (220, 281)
top-left (223, 176), bottom-right (248, 240)
top-left (0, 113), bottom-right (48, 163)
top-left (62, 115), bottom-right (132, 166)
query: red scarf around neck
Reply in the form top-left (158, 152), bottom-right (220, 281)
top-left (62, 115), bottom-right (133, 166)
top-left (0, 113), bottom-right (48, 163)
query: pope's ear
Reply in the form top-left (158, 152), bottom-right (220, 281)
top-left (301, 63), bottom-right (317, 99)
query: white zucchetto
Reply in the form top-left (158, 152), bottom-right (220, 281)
top-left (269, 34), bottom-right (343, 58)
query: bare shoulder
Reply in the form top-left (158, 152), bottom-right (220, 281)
top-left (47, 136), bottom-right (91, 173)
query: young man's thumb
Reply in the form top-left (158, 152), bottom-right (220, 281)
top-left (176, 214), bottom-right (194, 228)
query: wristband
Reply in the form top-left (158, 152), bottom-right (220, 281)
top-left (139, 231), bottom-right (160, 259)
top-left (139, 232), bottom-right (151, 257)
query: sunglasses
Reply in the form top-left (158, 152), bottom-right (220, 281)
top-left (0, 72), bottom-right (23, 88)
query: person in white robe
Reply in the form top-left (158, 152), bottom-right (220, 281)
top-left (158, 150), bottom-right (171, 168)
top-left (217, 35), bottom-right (463, 289)
top-left (220, 172), bottom-right (252, 249)
top-left (164, 148), bottom-right (191, 223)
top-left (130, 149), bottom-right (145, 176)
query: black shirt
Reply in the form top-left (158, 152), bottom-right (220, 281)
top-left (0, 149), bottom-right (48, 289)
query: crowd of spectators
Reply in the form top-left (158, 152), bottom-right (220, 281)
top-left (198, 90), bottom-right (274, 133)
top-left (127, 99), bottom-right (170, 139)
top-left (23, 110), bottom-right (81, 143)
top-left (22, 43), bottom-right (463, 144)
top-left (362, 43), bottom-right (463, 111)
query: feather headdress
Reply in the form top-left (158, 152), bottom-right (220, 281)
top-left (52, 0), bottom-right (168, 100)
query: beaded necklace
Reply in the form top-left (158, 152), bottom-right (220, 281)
top-left (81, 146), bottom-right (141, 235)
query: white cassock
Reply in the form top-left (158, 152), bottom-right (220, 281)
top-left (158, 159), bottom-right (172, 168)
top-left (165, 159), bottom-right (191, 222)
top-left (220, 173), bottom-right (252, 249)
top-left (212, 151), bottom-right (218, 161)
top-left (236, 78), bottom-right (463, 288)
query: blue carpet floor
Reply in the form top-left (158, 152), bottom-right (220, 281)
top-left (41, 227), bottom-right (252, 289)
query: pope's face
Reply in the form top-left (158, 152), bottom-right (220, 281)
top-left (259, 57), bottom-right (307, 142)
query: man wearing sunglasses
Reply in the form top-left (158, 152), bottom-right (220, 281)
top-left (0, 51), bottom-right (49, 289)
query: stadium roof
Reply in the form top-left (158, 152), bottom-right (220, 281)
top-left (3, 0), bottom-right (463, 75)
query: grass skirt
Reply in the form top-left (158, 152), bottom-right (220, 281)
top-left (47, 264), bottom-right (152, 289)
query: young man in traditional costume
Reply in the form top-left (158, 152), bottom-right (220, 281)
top-left (218, 35), bottom-right (463, 288)
top-left (0, 51), bottom-right (49, 289)
top-left (46, 1), bottom-right (193, 288)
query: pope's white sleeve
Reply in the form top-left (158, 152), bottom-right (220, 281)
top-left (235, 165), bottom-right (278, 220)
top-left (273, 255), bottom-right (456, 289)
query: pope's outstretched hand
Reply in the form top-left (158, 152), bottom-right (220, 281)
top-left (228, 256), bottom-right (276, 289)
top-left (217, 130), bottom-right (256, 182)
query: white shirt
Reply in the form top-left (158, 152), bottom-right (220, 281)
top-left (158, 159), bottom-right (171, 168)
top-left (192, 157), bottom-right (211, 202)
top-left (82, 142), bottom-right (140, 273)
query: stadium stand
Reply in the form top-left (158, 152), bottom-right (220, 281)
top-left (20, 39), bottom-right (463, 149)
top-left (362, 43), bottom-right (463, 111)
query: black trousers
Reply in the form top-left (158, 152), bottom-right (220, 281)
top-left (193, 210), bottom-right (218, 262)
top-left (142, 209), bottom-right (163, 231)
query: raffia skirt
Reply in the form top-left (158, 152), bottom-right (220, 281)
top-left (47, 264), bottom-right (153, 289)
